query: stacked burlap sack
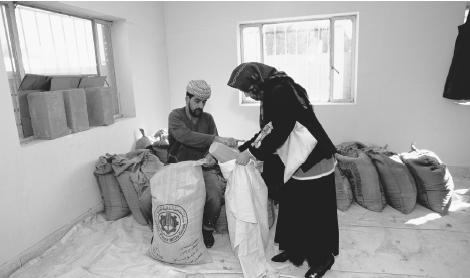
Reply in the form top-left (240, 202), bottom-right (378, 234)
top-left (94, 154), bottom-right (131, 221)
top-left (94, 149), bottom-right (164, 225)
top-left (94, 146), bottom-right (274, 232)
top-left (335, 142), bottom-right (454, 215)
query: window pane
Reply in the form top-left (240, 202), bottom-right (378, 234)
top-left (241, 26), bottom-right (261, 62)
top-left (286, 25), bottom-right (296, 55)
top-left (333, 19), bottom-right (353, 101)
top-left (275, 25), bottom-right (286, 55)
top-left (240, 26), bottom-right (262, 104)
top-left (297, 27), bottom-right (308, 55)
top-left (97, 22), bottom-right (119, 115)
top-left (264, 25), bottom-right (274, 56)
top-left (263, 20), bottom-right (330, 103)
top-left (15, 5), bottom-right (97, 75)
top-left (97, 23), bottom-right (106, 66)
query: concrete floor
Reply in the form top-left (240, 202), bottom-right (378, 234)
top-left (9, 167), bottom-right (470, 278)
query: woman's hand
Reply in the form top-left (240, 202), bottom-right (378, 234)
top-left (201, 153), bottom-right (216, 167)
top-left (236, 150), bottom-right (254, 165)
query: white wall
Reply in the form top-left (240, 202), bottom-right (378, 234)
top-left (164, 1), bottom-right (470, 167)
top-left (0, 2), bottom-right (170, 266)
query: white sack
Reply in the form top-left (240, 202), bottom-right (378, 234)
top-left (148, 161), bottom-right (211, 264)
top-left (220, 160), bottom-right (275, 278)
top-left (276, 121), bottom-right (317, 182)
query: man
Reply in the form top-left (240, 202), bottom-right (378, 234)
top-left (168, 79), bottom-right (237, 248)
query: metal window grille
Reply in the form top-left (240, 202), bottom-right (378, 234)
top-left (239, 14), bottom-right (357, 105)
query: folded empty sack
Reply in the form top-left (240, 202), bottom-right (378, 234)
top-left (112, 150), bottom-right (164, 225)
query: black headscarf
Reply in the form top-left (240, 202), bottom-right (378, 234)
top-left (227, 62), bottom-right (311, 127)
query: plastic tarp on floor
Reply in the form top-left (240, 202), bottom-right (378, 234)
top-left (9, 169), bottom-right (470, 278)
top-left (9, 213), bottom-right (307, 278)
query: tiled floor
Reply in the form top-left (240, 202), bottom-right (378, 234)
top-left (9, 167), bottom-right (470, 278)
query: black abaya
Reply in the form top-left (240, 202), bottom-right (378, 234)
top-left (274, 173), bottom-right (339, 267)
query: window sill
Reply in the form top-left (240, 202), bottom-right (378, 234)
top-left (19, 115), bottom-right (133, 147)
top-left (239, 101), bottom-right (357, 107)
top-left (312, 101), bottom-right (357, 106)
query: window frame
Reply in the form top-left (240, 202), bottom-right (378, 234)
top-left (237, 12), bottom-right (358, 106)
top-left (0, 1), bottom-right (120, 139)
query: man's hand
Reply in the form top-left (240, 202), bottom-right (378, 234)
top-left (236, 149), bottom-right (254, 166)
top-left (215, 136), bottom-right (239, 148)
top-left (224, 137), bottom-right (239, 148)
top-left (201, 153), bottom-right (217, 167)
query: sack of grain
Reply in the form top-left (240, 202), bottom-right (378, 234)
top-left (400, 145), bottom-right (453, 215)
top-left (367, 151), bottom-right (417, 214)
top-left (334, 167), bottom-right (354, 211)
top-left (336, 152), bottom-right (386, 212)
top-left (148, 161), bottom-right (211, 264)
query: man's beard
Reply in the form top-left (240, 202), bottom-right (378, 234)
top-left (189, 107), bottom-right (203, 117)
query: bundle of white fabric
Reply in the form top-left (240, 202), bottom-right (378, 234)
top-left (219, 159), bottom-right (276, 278)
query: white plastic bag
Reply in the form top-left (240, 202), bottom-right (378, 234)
top-left (148, 161), bottom-right (211, 264)
top-left (220, 160), bottom-right (275, 278)
top-left (276, 121), bottom-right (317, 182)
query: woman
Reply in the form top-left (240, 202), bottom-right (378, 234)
top-left (227, 62), bottom-right (338, 278)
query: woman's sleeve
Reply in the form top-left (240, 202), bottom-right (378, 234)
top-left (238, 132), bottom-right (259, 152)
top-left (248, 85), bottom-right (297, 161)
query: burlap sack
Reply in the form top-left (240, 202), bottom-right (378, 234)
top-left (400, 146), bottom-right (453, 215)
top-left (112, 150), bottom-right (163, 225)
top-left (94, 154), bottom-right (130, 221)
top-left (334, 167), bottom-right (354, 211)
top-left (336, 152), bottom-right (386, 212)
top-left (368, 151), bottom-right (417, 214)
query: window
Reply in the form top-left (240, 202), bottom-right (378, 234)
top-left (0, 3), bottom-right (118, 139)
top-left (465, 7), bottom-right (469, 23)
top-left (239, 14), bottom-right (357, 105)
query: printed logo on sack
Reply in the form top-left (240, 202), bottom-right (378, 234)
top-left (155, 204), bottom-right (188, 243)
